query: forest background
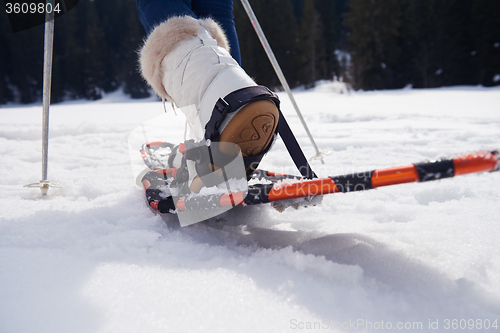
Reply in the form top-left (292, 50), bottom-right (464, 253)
top-left (1, 0), bottom-right (499, 104)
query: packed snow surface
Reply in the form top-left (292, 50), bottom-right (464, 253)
top-left (1, 84), bottom-right (500, 332)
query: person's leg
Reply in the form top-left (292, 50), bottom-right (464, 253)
top-left (136, 0), bottom-right (196, 35)
top-left (136, 0), bottom-right (240, 63)
top-left (139, 16), bottom-right (279, 188)
top-left (191, 0), bottom-right (241, 64)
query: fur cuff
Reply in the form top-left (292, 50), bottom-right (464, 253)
top-left (139, 15), bottom-right (230, 100)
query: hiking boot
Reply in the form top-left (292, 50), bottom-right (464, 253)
top-left (139, 15), bottom-right (279, 189)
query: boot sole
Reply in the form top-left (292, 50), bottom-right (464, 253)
top-left (189, 100), bottom-right (279, 193)
top-left (219, 100), bottom-right (279, 157)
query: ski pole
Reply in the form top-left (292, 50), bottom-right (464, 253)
top-left (142, 150), bottom-right (499, 213)
top-left (24, 0), bottom-right (62, 195)
top-left (41, 0), bottom-right (54, 185)
top-left (239, 0), bottom-right (325, 164)
top-left (262, 150), bottom-right (499, 202)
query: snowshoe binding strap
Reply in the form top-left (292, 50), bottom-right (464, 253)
top-left (204, 86), bottom-right (317, 179)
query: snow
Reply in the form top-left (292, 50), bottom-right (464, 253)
top-left (1, 84), bottom-right (500, 332)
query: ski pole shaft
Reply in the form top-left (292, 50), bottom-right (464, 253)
top-left (41, 0), bottom-right (55, 182)
top-left (265, 151), bottom-right (500, 202)
top-left (239, 0), bottom-right (324, 164)
top-left (23, 1), bottom-right (62, 195)
top-left (172, 150), bottom-right (499, 209)
top-left (142, 150), bottom-right (498, 213)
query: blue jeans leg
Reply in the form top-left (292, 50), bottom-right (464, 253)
top-left (136, 0), bottom-right (241, 64)
top-left (136, 0), bottom-right (194, 35)
top-left (191, 0), bottom-right (240, 65)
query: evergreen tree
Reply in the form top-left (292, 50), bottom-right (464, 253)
top-left (0, 15), bottom-right (14, 104)
top-left (315, 0), bottom-right (341, 81)
top-left (122, 1), bottom-right (150, 98)
top-left (469, 0), bottom-right (500, 86)
top-left (399, 0), bottom-right (442, 88)
top-left (82, 2), bottom-right (106, 100)
top-left (2, 0), bottom-right (498, 104)
top-left (344, 0), bottom-right (402, 90)
top-left (8, 26), bottom-right (44, 103)
top-left (234, 0), bottom-right (298, 89)
top-left (94, 0), bottom-right (125, 93)
top-left (58, 8), bottom-right (86, 100)
top-left (297, 0), bottom-right (325, 88)
top-left (400, 0), bottom-right (477, 88)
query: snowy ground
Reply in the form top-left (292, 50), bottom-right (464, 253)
top-left (1, 83), bottom-right (499, 332)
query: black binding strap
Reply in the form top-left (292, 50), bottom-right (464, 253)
top-left (205, 86), bottom-right (280, 142)
top-left (204, 86), bottom-right (317, 179)
top-left (277, 110), bottom-right (317, 179)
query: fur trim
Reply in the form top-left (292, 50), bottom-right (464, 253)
top-left (139, 16), bottom-right (199, 100)
top-left (139, 16), bottom-right (231, 100)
